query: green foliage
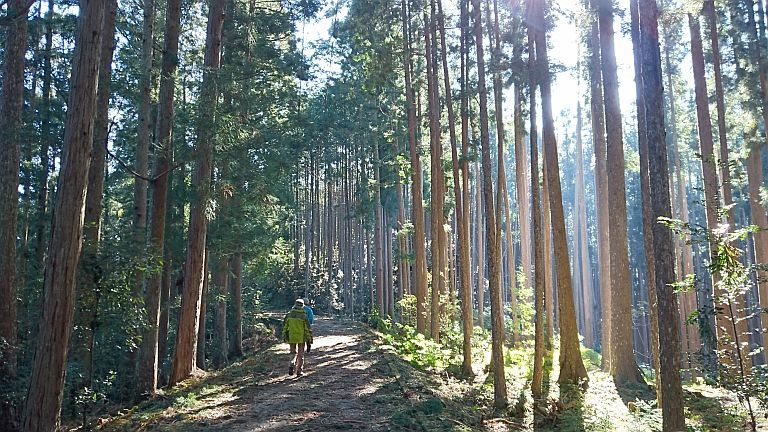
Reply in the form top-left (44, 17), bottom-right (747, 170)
top-left (379, 322), bottom-right (456, 371)
top-left (662, 215), bottom-right (768, 430)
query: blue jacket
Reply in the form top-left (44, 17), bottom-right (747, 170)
top-left (304, 305), bottom-right (314, 324)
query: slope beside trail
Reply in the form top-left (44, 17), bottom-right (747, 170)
top-left (102, 317), bottom-right (472, 432)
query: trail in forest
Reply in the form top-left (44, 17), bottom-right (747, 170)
top-left (209, 318), bottom-right (400, 431)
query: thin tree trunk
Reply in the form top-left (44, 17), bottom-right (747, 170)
top-left (472, 0), bottom-right (506, 407)
top-left (170, 0), bottom-right (227, 386)
top-left (34, 0), bottom-right (55, 268)
top-left (575, 102), bottom-right (593, 349)
top-left (0, 0), bottom-right (30, 384)
top-left (212, 253), bottom-right (228, 369)
top-left (401, 0), bottom-right (428, 335)
top-left (134, 0), bottom-right (155, 301)
top-left (476, 159), bottom-right (485, 329)
top-left (638, 0), bottom-right (685, 428)
top-left (138, 0), bottom-right (182, 395)
top-left (230, 253), bottom-right (243, 358)
top-left (689, 12), bottom-right (749, 368)
top-left (197, 250), bottom-right (209, 370)
top-left (21, 1), bottom-right (106, 429)
top-left (536, 0), bottom-right (588, 386)
top-left (459, 0), bottom-right (473, 375)
top-left (587, 0), bottom-right (611, 370)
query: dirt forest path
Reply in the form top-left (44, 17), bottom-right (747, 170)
top-left (211, 317), bottom-right (404, 431)
top-left (102, 316), bottom-right (471, 432)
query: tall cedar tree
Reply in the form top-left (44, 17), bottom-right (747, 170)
top-left (534, 0), bottom-right (588, 386)
top-left (77, 0), bottom-right (118, 393)
top-left (170, 0), bottom-right (227, 386)
top-left (688, 11), bottom-right (750, 367)
top-left (0, 0), bottom-right (31, 384)
top-left (21, 1), bottom-right (107, 429)
top-left (586, 0), bottom-right (611, 370)
top-left (458, 0), bottom-right (474, 376)
top-left (138, 0), bottom-right (183, 395)
top-left (629, 0), bottom-right (661, 387)
top-left (597, 0), bottom-right (645, 385)
top-left (639, 0), bottom-right (686, 428)
top-left (400, 0), bottom-right (429, 336)
top-left (528, 2), bottom-right (545, 399)
top-left (470, 0), bottom-right (507, 407)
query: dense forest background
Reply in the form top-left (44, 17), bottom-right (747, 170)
top-left (1, 0), bottom-right (768, 430)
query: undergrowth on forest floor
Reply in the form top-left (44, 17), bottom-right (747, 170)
top-left (370, 311), bottom-right (764, 431)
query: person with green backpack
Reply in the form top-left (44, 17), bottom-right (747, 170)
top-left (282, 299), bottom-right (312, 377)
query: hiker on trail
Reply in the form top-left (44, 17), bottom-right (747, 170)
top-left (303, 298), bottom-right (314, 353)
top-left (282, 299), bottom-right (312, 377)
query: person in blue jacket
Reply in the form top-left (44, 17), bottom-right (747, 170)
top-left (303, 298), bottom-right (314, 353)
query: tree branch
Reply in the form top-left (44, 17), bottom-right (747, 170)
top-left (0, 0), bottom-right (36, 26)
top-left (104, 123), bottom-right (185, 182)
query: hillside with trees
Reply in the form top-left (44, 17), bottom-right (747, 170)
top-left (1, 0), bottom-right (768, 430)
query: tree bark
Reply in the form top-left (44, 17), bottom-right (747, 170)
top-left (587, 0), bottom-right (611, 368)
top-left (21, 1), bottom-right (106, 429)
top-left (34, 0), bottom-right (55, 268)
top-left (639, 0), bottom-right (685, 428)
top-left (134, 0), bottom-right (155, 298)
top-left (212, 253), bottom-right (228, 369)
top-left (514, 84), bottom-right (532, 305)
top-left (76, 0), bottom-right (118, 394)
top-left (230, 253), bottom-right (243, 358)
top-left (0, 0), bottom-right (29, 383)
top-left (400, 0), bottom-right (428, 335)
top-left (471, 0), bottom-right (506, 407)
top-left (459, 0), bottom-right (473, 375)
top-left (630, 0), bottom-right (661, 396)
top-left (574, 102), bottom-right (593, 349)
top-left (170, 0), bottom-right (227, 386)
top-left (597, 0), bottom-right (644, 385)
top-left (528, 15), bottom-right (545, 399)
top-left (689, 12), bottom-right (749, 368)
top-left (138, 0), bottom-right (182, 395)
top-left (535, 0), bottom-right (588, 386)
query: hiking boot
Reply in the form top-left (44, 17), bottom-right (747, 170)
top-left (296, 371), bottom-right (303, 377)
top-left (288, 364), bottom-right (295, 375)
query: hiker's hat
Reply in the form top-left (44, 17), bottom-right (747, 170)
top-left (295, 298), bottom-right (305, 307)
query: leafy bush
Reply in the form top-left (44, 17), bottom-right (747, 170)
top-left (380, 322), bottom-right (456, 371)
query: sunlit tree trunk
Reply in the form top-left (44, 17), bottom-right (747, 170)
top-left (513, 85), bottom-right (531, 302)
top-left (574, 102), bottom-right (593, 349)
top-left (535, 0), bottom-right (588, 386)
top-left (528, 16), bottom-right (545, 399)
top-left (597, 0), bottom-right (644, 385)
top-left (21, 1), bottom-right (106, 429)
top-left (587, 0), bottom-right (611, 369)
top-left (458, 0), bottom-right (473, 375)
